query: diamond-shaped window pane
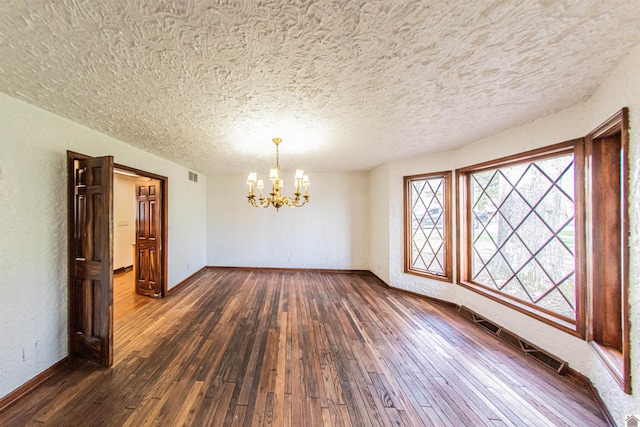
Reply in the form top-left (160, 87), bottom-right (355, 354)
top-left (557, 162), bottom-right (575, 200)
top-left (470, 152), bottom-right (576, 319)
top-left (478, 213), bottom-right (512, 246)
top-left (519, 259), bottom-right (555, 301)
top-left (502, 278), bottom-right (530, 301)
top-left (515, 165), bottom-right (552, 207)
top-left (426, 230), bottom-right (443, 249)
top-left (412, 254), bottom-right (427, 271)
top-left (500, 191), bottom-right (530, 228)
top-left (537, 239), bottom-right (575, 283)
top-left (536, 155), bottom-right (574, 182)
top-left (474, 267), bottom-right (496, 289)
top-left (537, 289), bottom-right (575, 319)
top-left (516, 213), bottom-right (553, 253)
top-left (500, 164), bottom-right (528, 186)
top-left (536, 187), bottom-right (574, 232)
top-left (483, 252), bottom-right (513, 288)
top-left (557, 275), bottom-right (576, 311)
top-left (501, 234), bottom-right (530, 273)
top-left (487, 171), bottom-right (510, 207)
top-left (473, 230), bottom-right (498, 265)
top-left (409, 176), bottom-right (446, 276)
top-left (472, 170), bottom-right (495, 190)
top-left (426, 179), bottom-right (443, 200)
top-left (412, 226), bottom-right (428, 243)
top-left (558, 221), bottom-right (575, 255)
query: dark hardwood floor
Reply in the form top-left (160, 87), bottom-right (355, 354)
top-left (114, 269), bottom-right (152, 321)
top-left (0, 269), bottom-right (608, 426)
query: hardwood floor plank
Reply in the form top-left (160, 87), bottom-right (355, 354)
top-left (0, 269), bottom-right (610, 426)
top-left (172, 381), bottom-right (204, 427)
top-left (272, 310), bottom-right (288, 427)
top-left (114, 270), bottom-right (152, 321)
top-left (337, 404), bottom-right (352, 427)
top-left (230, 404), bottom-right (247, 426)
top-left (237, 284), bottom-right (274, 407)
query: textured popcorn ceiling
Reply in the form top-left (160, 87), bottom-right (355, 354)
top-left (1, 0), bottom-right (640, 174)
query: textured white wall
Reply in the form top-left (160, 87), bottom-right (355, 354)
top-left (368, 163), bottom-right (391, 283)
top-left (206, 172), bottom-right (369, 269)
top-left (372, 43), bottom-right (640, 421)
top-left (113, 174), bottom-right (137, 270)
top-left (0, 93), bottom-right (207, 400)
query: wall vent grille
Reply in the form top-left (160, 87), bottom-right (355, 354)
top-left (188, 171), bottom-right (198, 182)
top-left (458, 306), bottom-right (568, 374)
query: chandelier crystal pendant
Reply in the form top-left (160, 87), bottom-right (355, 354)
top-left (246, 137), bottom-right (310, 210)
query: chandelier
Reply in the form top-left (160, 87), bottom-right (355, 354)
top-left (246, 137), bottom-right (310, 210)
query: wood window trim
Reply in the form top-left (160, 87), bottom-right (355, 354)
top-left (585, 108), bottom-right (630, 394)
top-left (456, 140), bottom-right (577, 175)
top-left (456, 139), bottom-right (585, 337)
top-left (404, 171), bottom-right (453, 283)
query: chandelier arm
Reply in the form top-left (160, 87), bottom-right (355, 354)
top-left (281, 195), bottom-right (309, 207)
top-left (250, 193), bottom-right (309, 208)
top-left (248, 196), bottom-right (270, 208)
top-left (260, 196), bottom-right (272, 208)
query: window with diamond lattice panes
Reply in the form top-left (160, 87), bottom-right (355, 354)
top-left (456, 110), bottom-right (628, 389)
top-left (404, 172), bottom-right (452, 281)
top-left (470, 153), bottom-right (576, 320)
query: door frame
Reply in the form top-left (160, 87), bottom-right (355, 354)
top-left (114, 163), bottom-right (169, 297)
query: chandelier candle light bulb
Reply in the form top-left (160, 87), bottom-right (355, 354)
top-left (246, 137), bottom-right (310, 210)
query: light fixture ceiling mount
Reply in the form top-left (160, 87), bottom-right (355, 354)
top-left (246, 138), bottom-right (310, 210)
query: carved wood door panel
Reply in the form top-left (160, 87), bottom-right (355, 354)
top-left (68, 152), bottom-right (114, 367)
top-left (136, 181), bottom-right (162, 297)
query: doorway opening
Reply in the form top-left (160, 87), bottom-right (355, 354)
top-left (114, 164), bottom-right (168, 311)
top-left (113, 167), bottom-right (166, 321)
top-left (68, 151), bottom-right (168, 367)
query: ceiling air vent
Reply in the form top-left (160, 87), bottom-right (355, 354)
top-left (188, 171), bottom-right (198, 183)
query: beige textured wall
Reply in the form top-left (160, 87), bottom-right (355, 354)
top-left (206, 172), bottom-right (369, 270)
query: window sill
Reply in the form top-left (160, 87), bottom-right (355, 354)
top-left (405, 268), bottom-right (452, 283)
top-left (589, 341), bottom-right (630, 394)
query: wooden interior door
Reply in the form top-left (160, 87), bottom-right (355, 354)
top-left (67, 151), bottom-right (114, 367)
top-left (136, 181), bottom-right (163, 297)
